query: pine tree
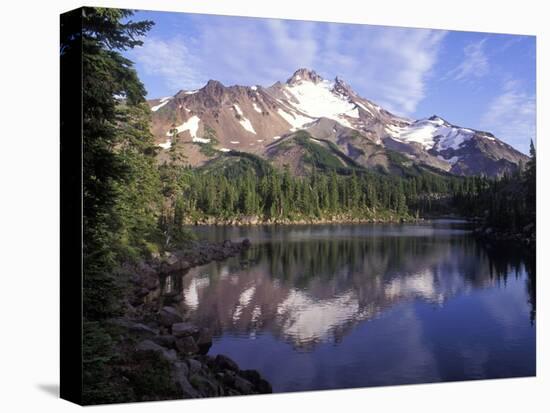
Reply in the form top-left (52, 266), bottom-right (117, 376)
top-left (75, 7), bottom-right (155, 320)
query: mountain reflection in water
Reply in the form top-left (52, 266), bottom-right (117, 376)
top-left (159, 222), bottom-right (535, 391)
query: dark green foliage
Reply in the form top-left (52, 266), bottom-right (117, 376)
top-left (202, 151), bottom-right (274, 178)
top-left (198, 125), bottom-right (219, 157)
top-left (82, 322), bottom-right (133, 404)
top-left (67, 7), bottom-right (161, 320)
top-left (123, 351), bottom-right (180, 401)
top-left (82, 322), bottom-right (178, 404)
top-left (451, 143), bottom-right (536, 238)
top-left (174, 157), bottom-right (419, 220)
top-left (81, 7), bottom-right (153, 51)
top-left (294, 131), bottom-right (346, 170)
top-left (525, 140), bottom-right (536, 217)
top-left (63, 8), bottom-right (178, 404)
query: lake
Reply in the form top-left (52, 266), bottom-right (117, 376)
top-left (164, 221), bottom-right (536, 392)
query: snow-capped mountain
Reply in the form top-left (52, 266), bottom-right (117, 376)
top-left (148, 68), bottom-right (528, 176)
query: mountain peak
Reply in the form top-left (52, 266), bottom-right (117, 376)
top-left (200, 79), bottom-right (226, 97)
top-left (287, 68), bottom-right (324, 85)
top-left (333, 76), bottom-right (354, 97)
top-left (428, 115), bottom-right (447, 124)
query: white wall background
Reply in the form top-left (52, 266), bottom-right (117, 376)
top-left (0, 0), bottom-right (547, 411)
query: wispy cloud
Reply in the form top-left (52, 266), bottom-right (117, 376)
top-left (446, 39), bottom-right (489, 81)
top-left (129, 16), bottom-right (447, 116)
top-left (481, 80), bottom-right (536, 154)
top-left (340, 26), bottom-right (447, 115)
top-left (131, 36), bottom-right (206, 91)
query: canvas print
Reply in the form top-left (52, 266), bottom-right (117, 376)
top-left (60, 6), bottom-right (536, 405)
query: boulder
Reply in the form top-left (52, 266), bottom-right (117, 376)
top-left (214, 354), bottom-right (239, 372)
top-left (110, 318), bottom-right (159, 337)
top-left (189, 374), bottom-right (223, 397)
top-left (172, 322), bottom-right (200, 338)
top-left (151, 334), bottom-right (176, 349)
top-left (186, 358), bottom-right (203, 375)
top-left (136, 339), bottom-right (177, 362)
top-left (196, 327), bottom-right (213, 354)
top-left (173, 362), bottom-right (201, 398)
top-left (158, 306), bottom-right (183, 327)
top-left (232, 375), bottom-right (254, 394)
top-left (175, 336), bottom-right (199, 355)
top-left (161, 259), bottom-right (191, 274)
top-left (240, 369), bottom-right (273, 394)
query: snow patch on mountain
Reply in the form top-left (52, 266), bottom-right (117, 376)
top-left (434, 127), bottom-right (473, 151)
top-left (345, 107), bottom-right (361, 119)
top-left (233, 104), bottom-right (243, 116)
top-left (277, 108), bottom-right (313, 129)
top-left (240, 117), bottom-right (256, 134)
top-left (158, 139), bottom-right (172, 149)
top-left (437, 155), bottom-right (460, 165)
top-left (232, 104), bottom-right (257, 134)
top-left (355, 102), bottom-right (374, 116)
top-left (169, 115), bottom-right (201, 139)
top-left (252, 102), bottom-right (262, 113)
top-left (283, 79), bottom-right (357, 126)
top-left (386, 117), bottom-right (475, 151)
top-left (151, 96), bottom-right (172, 112)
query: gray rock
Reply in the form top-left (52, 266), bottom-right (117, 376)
top-left (240, 369), bottom-right (273, 394)
top-left (151, 334), bottom-right (176, 349)
top-left (172, 322), bottom-right (200, 338)
top-left (141, 274), bottom-right (159, 291)
top-left (175, 336), bottom-right (199, 355)
top-left (110, 318), bottom-right (159, 337)
top-left (159, 306), bottom-right (183, 327)
top-left (189, 374), bottom-right (223, 397)
top-left (173, 362), bottom-right (200, 398)
top-left (186, 358), bottom-right (202, 375)
top-left (196, 328), bottom-right (213, 354)
top-left (232, 376), bottom-right (254, 393)
top-left (136, 339), bottom-right (177, 362)
top-left (214, 354), bottom-right (239, 372)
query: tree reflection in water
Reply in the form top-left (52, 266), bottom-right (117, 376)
top-left (157, 224), bottom-right (535, 349)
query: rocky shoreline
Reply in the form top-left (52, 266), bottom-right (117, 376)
top-left (109, 238), bottom-right (272, 400)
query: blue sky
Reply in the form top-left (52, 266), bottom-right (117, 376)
top-left (124, 10), bottom-right (536, 154)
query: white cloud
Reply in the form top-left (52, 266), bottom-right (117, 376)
top-left (446, 39), bottom-right (489, 81)
top-left (481, 80), bottom-right (536, 154)
top-left (131, 36), bottom-right (205, 91)
top-left (130, 16), bottom-right (447, 116)
top-left (305, 23), bottom-right (447, 115)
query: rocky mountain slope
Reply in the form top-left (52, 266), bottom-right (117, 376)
top-left (149, 68), bottom-right (528, 177)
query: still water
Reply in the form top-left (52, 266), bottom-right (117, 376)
top-left (166, 221), bottom-right (536, 392)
